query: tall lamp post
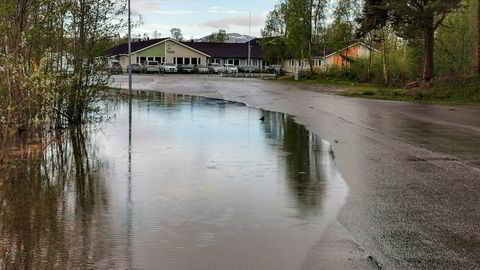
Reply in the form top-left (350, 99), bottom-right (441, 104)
top-left (248, 12), bottom-right (251, 67)
top-left (128, 0), bottom-right (132, 143)
top-left (128, 0), bottom-right (132, 97)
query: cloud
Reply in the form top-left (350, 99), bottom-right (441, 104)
top-left (200, 15), bottom-right (265, 29)
top-left (207, 6), bottom-right (249, 15)
top-left (153, 10), bottom-right (197, 15)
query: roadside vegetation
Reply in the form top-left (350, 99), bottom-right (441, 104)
top-left (0, 0), bottom-right (129, 139)
top-left (262, 0), bottom-right (480, 103)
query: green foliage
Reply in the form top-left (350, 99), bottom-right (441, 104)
top-left (358, 0), bottom-right (464, 81)
top-left (435, 0), bottom-right (476, 76)
top-left (204, 29), bottom-right (228, 43)
top-left (170, 28), bottom-right (183, 41)
top-left (0, 0), bottom-right (126, 132)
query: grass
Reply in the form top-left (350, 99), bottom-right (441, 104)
top-left (280, 75), bottom-right (480, 105)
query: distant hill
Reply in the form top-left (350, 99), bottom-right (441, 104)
top-left (195, 33), bottom-right (255, 43)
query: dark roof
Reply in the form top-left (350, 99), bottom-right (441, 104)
top-left (313, 48), bottom-right (336, 58)
top-left (181, 41), bottom-right (264, 59)
top-left (107, 38), bottom-right (264, 59)
top-left (107, 38), bottom-right (167, 56)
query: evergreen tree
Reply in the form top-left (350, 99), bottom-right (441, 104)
top-left (358, 0), bottom-right (463, 81)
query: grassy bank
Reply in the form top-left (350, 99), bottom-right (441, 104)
top-left (281, 75), bottom-right (480, 104)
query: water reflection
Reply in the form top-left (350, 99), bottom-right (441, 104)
top-left (0, 128), bottom-right (120, 269)
top-left (0, 92), bottom-right (347, 270)
top-left (262, 112), bottom-right (331, 217)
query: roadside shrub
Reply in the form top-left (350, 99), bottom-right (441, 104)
top-left (348, 59), bottom-right (370, 82)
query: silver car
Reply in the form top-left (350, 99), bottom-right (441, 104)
top-left (195, 65), bottom-right (209, 74)
top-left (142, 61), bottom-right (160, 74)
top-left (208, 63), bottom-right (226, 74)
top-left (224, 64), bottom-right (238, 74)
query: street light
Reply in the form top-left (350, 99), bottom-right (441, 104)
top-left (128, 0), bottom-right (132, 97)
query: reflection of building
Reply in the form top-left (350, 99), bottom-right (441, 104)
top-left (107, 38), bottom-right (267, 71)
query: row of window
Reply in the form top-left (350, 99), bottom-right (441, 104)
top-left (287, 59), bottom-right (322, 67)
top-left (135, 56), bottom-right (202, 65)
top-left (173, 57), bottom-right (201, 65)
top-left (134, 56), bottom-right (265, 66)
top-left (209, 59), bottom-right (261, 66)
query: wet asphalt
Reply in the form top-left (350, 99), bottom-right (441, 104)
top-left (112, 74), bottom-right (480, 269)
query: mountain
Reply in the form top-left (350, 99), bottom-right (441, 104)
top-left (195, 33), bottom-right (255, 43)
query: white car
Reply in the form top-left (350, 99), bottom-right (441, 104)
top-left (161, 63), bottom-right (178, 73)
top-left (224, 64), bottom-right (238, 74)
top-left (208, 63), bottom-right (226, 74)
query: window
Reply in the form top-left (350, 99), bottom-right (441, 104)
top-left (140, 57), bottom-right (146, 64)
top-left (155, 57), bottom-right (161, 63)
top-left (185, 58), bottom-right (190, 65)
top-left (228, 59), bottom-right (234, 65)
top-left (252, 59), bottom-right (257, 66)
top-left (162, 57), bottom-right (165, 64)
top-left (136, 57), bottom-right (139, 63)
top-left (234, 59), bottom-right (239, 66)
top-left (215, 59), bottom-right (221, 64)
top-left (191, 58), bottom-right (197, 65)
top-left (177, 57), bottom-right (183, 65)
top-left (148, 57), bottom-right (153, 61)
top-left (198, 58), bottom-right (201, 65)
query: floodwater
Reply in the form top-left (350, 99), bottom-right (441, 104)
top-left (0, 93), bottom-right (348, 270)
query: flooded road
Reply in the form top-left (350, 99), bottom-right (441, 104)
top-left (0, 93), bottom-right (348, 269)
top-left (110, 75), bottom-right (480, 269)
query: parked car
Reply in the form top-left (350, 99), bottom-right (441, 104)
top-left (179, 64), bottom-right (195, 74)
top-left (142, 61), bottom-right (160, 73)
top-left (239, 65), bottom-right (257, 73)
top-left (127, 63), bottom-right (142, 73)
top-left (194, 64), bottom-right (209, 74)
top-left (267, 65), bottom-right (286, 75)
top-left (224, 64), bottom-right (238, 74)
top-left (208, 63), bottom-right (226, 74)
top-left (109, 62), bottom-right (123, 74)
top-left (161, 63), bottom-right (178, 73)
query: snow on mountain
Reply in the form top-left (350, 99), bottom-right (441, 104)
top-left (195, 33), bottom-right (256, 43)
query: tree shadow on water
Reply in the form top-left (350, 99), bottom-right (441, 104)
top-left (261, 111), bottom-right (334, 218)
top-left (0, 127), bottom-right (118, 269)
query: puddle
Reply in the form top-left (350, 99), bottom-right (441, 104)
top-left (0, 93), bottom-right (348, 269)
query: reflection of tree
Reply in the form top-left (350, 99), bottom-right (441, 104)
top-left (262, 111), bottom-right (328, 217)
top-left (0, 128), bottom-right (114, 269)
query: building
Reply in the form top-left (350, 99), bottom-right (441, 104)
top-left (107, 39), bottom-right (375, 74)
top-left (107, 37), bottom-right (267, 71)
top-left (107, 38), bottom-right (210, 69)
top-left (283, 42), bottom-right (376, 73)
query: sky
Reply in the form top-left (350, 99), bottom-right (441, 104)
top-left (130, 0), bottom-right (277, 39)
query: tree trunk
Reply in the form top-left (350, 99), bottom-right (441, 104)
top-left (423, 26), bottom-right (435, 81)
top-left (477, 0), bottom-right (480, 74)
top-left (382, 32), bottom-right (388, 85)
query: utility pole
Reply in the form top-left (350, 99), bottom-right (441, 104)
top-left (248, 12), bottom-right (251, 67)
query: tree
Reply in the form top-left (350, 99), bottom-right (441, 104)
top-left (261, 1), bottom-right (289, 63)
top-left (205, 29), bottom-right (228, 42)
top-left (170, 28), bottom-right (183, 41)
top-left (286, 0), bottom-right (312, 73)
top-left (358, 0), bottom-right (463, 82)
top-left (0, 0), bottom-right (128, 129)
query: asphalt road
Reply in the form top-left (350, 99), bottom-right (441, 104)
top-left (112, 74), bottom-right (480, 269)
